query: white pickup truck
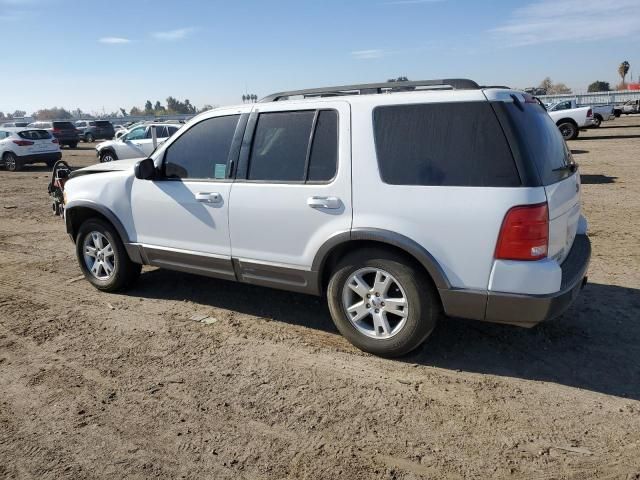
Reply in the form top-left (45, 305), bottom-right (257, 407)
top-left (545, 103), bottom-right (594, 140)
top-left (548, 99), bottom-right (615, 128)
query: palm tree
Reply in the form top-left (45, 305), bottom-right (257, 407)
top-left (618, 61), bottom-right (630, 88)
top-left (242, 94), bottom-right (246, 103)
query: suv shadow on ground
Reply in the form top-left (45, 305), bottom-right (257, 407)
top-left (125, 271), bottom-right (639, 400)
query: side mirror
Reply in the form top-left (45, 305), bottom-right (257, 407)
top-left (134, 158), bottom-right (157, 180)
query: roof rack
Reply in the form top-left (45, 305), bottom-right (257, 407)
top-left (260, 78), bottom-right (481, 103)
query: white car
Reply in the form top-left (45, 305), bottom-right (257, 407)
top-left (546, 105), bottom-right (594, 140)
top-left (547, 100), bottom-right (615, 128)
top-left (96, 123), bottom-right (181, 162)
top-left (62, 79), bottom-right (591, 357)
top-left (0, 128), bottom-right (61, 171)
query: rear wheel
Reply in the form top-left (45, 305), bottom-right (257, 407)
top-left (327, 249), bottom-right (440, 357)
top-left (100, 150), bottom-right (117, 163)
top-left (85, 133), bottom-right (94, 143)
top-left (68, 142), bottom-right (78, 149)
top-left (46, 160), bottom-right (56, 169)
top-left (558, 121), bottom-right (578, 140)
top-left (592, 115), bottom-right (602, 128)
top-left (3, 152), bottom-right (20, 172)
top-left (76, 219), bottom-right (141, 292)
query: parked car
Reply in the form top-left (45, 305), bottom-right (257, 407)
top-left (2, 122), bottom-right (29, 128)
top-left (27, 121), bottom-right (80, 148)
top-left (620, 99), bottom-right (640, 114)
top-left (0, 128), bottom-right (61, 171)
top-left (75, 120), bottom-right (115, 143)
top-left (95, 123), bottom-right (181, 162)
top-left (61, 79), bottom-right (591, 357)
top-left (546, 105), bottom-right (594, 140)
top-left (547, 99), bottom-right (615, 128)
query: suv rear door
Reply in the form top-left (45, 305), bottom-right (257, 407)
top-left (497, 96), bottom-right (581, 262)
top-left (228, 101), bottom-right (351, 292)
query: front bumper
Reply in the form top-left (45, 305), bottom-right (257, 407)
top-left (440, 235), bottom-right (591, 328)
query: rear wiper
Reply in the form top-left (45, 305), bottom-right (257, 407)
top-left (553, 162), bottom-right (578, 173)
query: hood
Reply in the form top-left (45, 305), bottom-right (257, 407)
top-left (69, 158), bottom-right (141, 178)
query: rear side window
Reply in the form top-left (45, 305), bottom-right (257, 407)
top-left (18, 130), bottom-right (51, 140)
top-left (247, 109), bottom-right (338, 182)
top-left (147, 126), bottom-right (168, 138)
top-left (373, 102), bottom-right (519, 187)
top-left (164, 115), bottom-right (240, 180)
top-left (53, 121), bottom-right (74, 129)
top-left (248, 111), bottom-right (315, 182)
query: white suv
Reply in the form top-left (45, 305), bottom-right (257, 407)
top-left (62, 79), bottom-right (591, 357)
top-left (96, 123), bottom-right (181, 163)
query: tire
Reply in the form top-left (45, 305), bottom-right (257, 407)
top-left (592, 115), bottom-right (602, 128)
top-left (68, 142), bottom-right (78, 149)
top-left (100, 150), bottom-right (117, 163)
top-left (3, 152), bottom-right (21, 172)
top-left (46, 160), bottom-right (56, 169)
top-left (327, 248), bottom-right (440, 357)
top-left (85, 133), bottom-right (94, 143)
top-left (558, 122), bottom-right (578, 140)
top-left (75, 218), bottom-right (141, 292)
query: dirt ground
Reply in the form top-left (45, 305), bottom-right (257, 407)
top-left (1, 117), bottom-right (639, 480)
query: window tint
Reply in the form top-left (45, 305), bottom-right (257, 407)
top-left (53, 121), bottom-right (75, 129)
top-left (95, 121), bottom-right (111, 127)
top-left (0, 131), bottom-right (8, 139)
top-left (502, 102), bottom-right (571, 185)
top-left (19, 130), bottom-right (51, 140)
top-left (146, 126), bottom-right (168, 138)
top-left (126, 127), bottom-right (146, 141)
top-left (167, 126), bottom-right (179, 136)
top-left (164, 115), bottom-right (239, 180)
top-left (248, 111), bottom-right (315, 181)
top-left (307, 110), bottom-right (338, 181)
top-left (373, 102), bottom-right (519, 187)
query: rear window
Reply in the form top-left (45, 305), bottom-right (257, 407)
top-left (95, 121), bottom-right (111, 127)
top-left (53, 121), bottom-right (75, 129)
top-left (373, 102), bottom-right (520, 187)
top-left (502, 102), bottom-right (571, 185)
top-left (18, 130), bottom-right (52, 140)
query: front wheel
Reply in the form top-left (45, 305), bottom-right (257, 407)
top-left (76, 219), bottom-right (141, 292)
top-left (100, 150), bottom-right (117, 163)
top-left (558, 122), bottom-right (578, 140)
top-left (327, 249), bottom-right (440, 357)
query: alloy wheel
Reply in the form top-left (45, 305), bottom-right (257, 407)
top-left (342, 267), bottom-right (409, 339)
top-left (83, 231), bottom-right (116, 280)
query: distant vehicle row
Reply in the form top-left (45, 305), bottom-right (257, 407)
top-left (96, 122), bottom-right (182, 162)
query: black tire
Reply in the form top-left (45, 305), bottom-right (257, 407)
top-left (75, 218), bottom-right (141, 292)
top-left (68, 142), bottom-right (78, 149)
top-left (592, 115), bottom-right (602, 128)
top-left (327, 248), bottom-right (440, 357)
top-left (85, 133), bottom-right (94, 143)
top-left (100, 150), bottom-right (117, 163)
top-left (558, 122), bottom-right (578, 140)
top-left (3, 152), bottom-right (21, 172)
top-left (46, 160), bottom-right (56, 169)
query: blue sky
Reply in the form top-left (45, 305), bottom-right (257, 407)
top-left (1, 0), bottom-right (638, 115)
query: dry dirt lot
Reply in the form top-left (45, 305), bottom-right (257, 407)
top-left (1, 117), bottom-right (639, 480)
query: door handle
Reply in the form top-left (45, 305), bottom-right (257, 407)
top-left (195, 192), bottom-right (222, 204)
top-left (307, 196), bottom-right (341, 209)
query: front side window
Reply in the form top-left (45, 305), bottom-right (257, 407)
top-left (164, 115), bottom-right (240, 180)
top-left (126, 127), bottom-right (146, 141)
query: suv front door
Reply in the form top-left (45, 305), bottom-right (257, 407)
top-left (229, 101), bottom-right (351, 293)
top-left (130, 109), bottom-right (248, 280)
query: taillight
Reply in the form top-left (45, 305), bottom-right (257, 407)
top-left (52, 138), bottom-right (59, 144)
top-left (587, 108), bottom-right (593, 117)
top-left (495, 203), bottom-right (549, 261)
top-left (13, 140), bottom-right (34, 146)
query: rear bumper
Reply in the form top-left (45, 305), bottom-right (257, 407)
top-left (17, 152), bottom-right (62, 165)
top-left (440, 235), bottom-right (591, 328)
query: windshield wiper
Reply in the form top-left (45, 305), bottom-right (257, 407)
top-left (553, 162), bottom-right (578, 173)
